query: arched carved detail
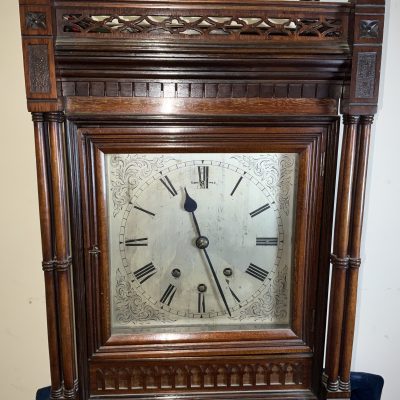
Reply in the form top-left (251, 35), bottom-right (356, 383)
top-left (92, 360), bottom-right (309, 393)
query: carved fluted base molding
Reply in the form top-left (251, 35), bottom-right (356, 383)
top-left (49, 387), bottom-right (63, 400)
top-left (322, 374), bottom-right (351, 400)
top-left (339, 379), bottom-right (351, 391)
top-left (327, 379), bottom-right (340, 392)
top-left (48, 382), bottom-right (78, 400)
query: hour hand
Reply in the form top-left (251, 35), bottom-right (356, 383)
top-left (184, 188), bottom-right (202, 237)
top-left (184, 188), bottom-right (198, 212)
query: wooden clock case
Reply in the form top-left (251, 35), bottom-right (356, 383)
top-left (17, 0), bottom-right (385, 399)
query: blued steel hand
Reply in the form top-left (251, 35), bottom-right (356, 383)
top-left (184, 188), bottom-right (231, 316)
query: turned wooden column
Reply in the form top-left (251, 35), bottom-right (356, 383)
top-left (325, 115), bottom-right (359, 391)
top-left (47, 112), bottom-right (77, 399)
top-left (33, 113), bottom-right (63, 399)
top-left (339, 115), bottom-right (374, 390)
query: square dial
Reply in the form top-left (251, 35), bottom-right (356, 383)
top-left (107, 153), bottom-right (298, 333)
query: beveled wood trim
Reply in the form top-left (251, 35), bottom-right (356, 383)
top-left (103, 329), bottom-right (302, 349)
top-left (19, 0), bottom-right (50, 5)
top-left (93, 340), bottom-right (313, 361)
top-left (65, 98), bottom-right (338, 117)
top-left (75, 124), bottom-right (329, 359)
top-left (55, 0), bottom-right (352, 12)
top-left (27, 100), bottom-right (62, 113)
top-left (65, 119), bottom-right (90, 400)
top-left (291, 139), bottom-right (316, 340)
top-left (311, 119), bottom-right (339, 396)
top-left (93, 147), bottom-right (112, 343)
top-left (77, 124), bottom-right (103, 357)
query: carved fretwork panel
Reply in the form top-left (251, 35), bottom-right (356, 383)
top-left (60, 13), bottom-right (344, 41)
top-left (90, 357), bottom-right (311, 394)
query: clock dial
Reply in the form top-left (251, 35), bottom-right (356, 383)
top-left (108, 153), bottom-right (298, 333)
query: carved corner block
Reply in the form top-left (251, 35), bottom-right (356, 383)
top-left (341, 2), bottom-right (385, 115)
top-left (19, 0), bottom-right (57, 111)
top-left (27, 12), bottom-right (47, 30)
top-left (360, 20), bottom-right (379, 39)
top-left (354, 15), bottom-right (384, 43)
top-left (20, 5), bottom-right (52, 36)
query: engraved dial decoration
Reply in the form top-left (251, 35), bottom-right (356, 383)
top-left (107, 153), bottom-right (298, 333)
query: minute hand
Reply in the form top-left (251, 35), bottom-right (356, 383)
top-left (184, 188), bottom-right (231, 317)
top-left (202, 248), bottom-right (231, 317)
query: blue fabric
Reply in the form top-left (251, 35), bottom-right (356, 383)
top-left (35, 373), bottom-right (384, 400)
top-left (351, 372), bottom-right (384, 400)
top-left (35, 386), bottom-right (50, 400)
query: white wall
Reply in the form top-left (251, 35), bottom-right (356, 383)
top-left (0, 2), bottom-right (49, 399)
top-left (352, 2), bottom-right (400, 399)
top-left (0, 1), bottom-right (398, 399)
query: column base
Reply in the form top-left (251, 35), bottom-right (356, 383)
top-left (320, 386), bottom-right (351, 400)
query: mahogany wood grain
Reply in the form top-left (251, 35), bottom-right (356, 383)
top-left (324, 115), bottom-right (359, 392)
top-left (66, 120), bottom-right (337, 399)
top-left (66, 97), bottom-right (338, 117)
top-left (17, 0), bottom-right (387, 399)
top-left (339, 115), bottom-right (374, 389)
top-left (32, 113), bottom-right (63, 399)
top-left (47, 112), bottom-right (77, 399)
top-left (341, 0), bottom-right (385, 115)
top-left (65, 120), bottom-right (90, 399)
top-left (19, 0), bottom-right (50, 4)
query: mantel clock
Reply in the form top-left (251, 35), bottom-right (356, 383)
top-left (17, 0), bottom-right (386, 399)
